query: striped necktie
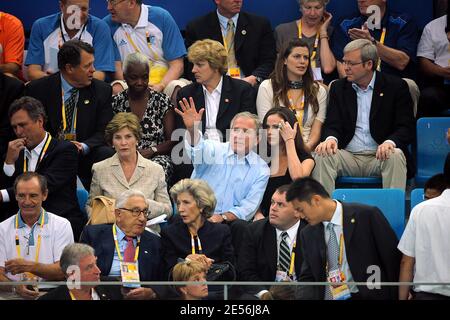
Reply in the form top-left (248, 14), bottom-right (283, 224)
top-left (279, 231), bottom-right (291, 273)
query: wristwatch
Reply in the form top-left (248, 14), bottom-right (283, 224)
top-left (255, 76), bottom-right (263, 85)
top-left (221, 214), bottom-right (228, 222)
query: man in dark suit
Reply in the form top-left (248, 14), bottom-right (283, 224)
top-left (238, 185), bottom-right (307, 300)
top-left (39, 243), bottom-right (122, 300)
top-left (312, 39), bottom-right (415, 195)
top-left (0, 97), bottom-right (85, 240)
top-left (80, 190), bottom-right (164, 300)
top-left (286, 177), bottom-right (401, 300)
top-left (0, 72), bottom-right (23, 157)
top-left (24, 40), bottom-right (114, 189)
top-left (184, 0), bottom-right (276, 87)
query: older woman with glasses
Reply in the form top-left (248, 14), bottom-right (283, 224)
top-left (275, 0), bottom-right (336, 80)
top-left (87, 112), bottom-right (172, 232)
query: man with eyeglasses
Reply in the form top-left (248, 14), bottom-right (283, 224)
top-left (0, 172), bottom-right (74, 300)
top-left (80, 189), bottom-right (164, 300)
top-left (25, 0), bottom-right (115, 81)
top-left (312, 39), bottom-right (415, 195)
top-left (0, 96), bottom-right (86, 241)
top-left (103, 0), bottom-right (186, 94)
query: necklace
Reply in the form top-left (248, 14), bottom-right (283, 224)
top-left (288, 80), bottom-right (303, 89)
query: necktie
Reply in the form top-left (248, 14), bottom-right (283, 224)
top-left (325, 223), bottom-right (339, 300)
top-left (64, 88), bottom-right (78, 133)
top-left (224, 19), bottom-right (238, 68)
top-left (279, 231), bottom-right (291, 273)
top-left (123, 236), bottom-right (135, 263)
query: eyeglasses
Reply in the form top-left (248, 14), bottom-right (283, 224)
top-left (106, 0), bottom-right (126, 7)
top-left (119, 207), bottom-right (150, 218)
top-left (342, 60), bottom-right (367, 67)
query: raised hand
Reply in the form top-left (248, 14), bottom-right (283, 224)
top-left (5, 138), bottom-right (26, 164)
top-left (174, 97), bottom-right (205, 130)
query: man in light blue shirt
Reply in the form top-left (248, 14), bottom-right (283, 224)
top-left (176, 98), bottom-right (269, 223)
top-left (312, 39), bottom-right (414, 195)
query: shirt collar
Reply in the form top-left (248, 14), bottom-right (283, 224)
top-left (115, 224), bottom-right (141, 242)
top-left (276, 220), bottom-right (301, 243)
top-left (59, 13), bottom-right (87, 38)
top-left (202, 76), bottom-right (223, 96)
top-left (352, 71), bottom-right (376, 92)
top-left (323, 200), bottom-right (343, 229)
top-left (26, 132), bottom-right (49, 157)
top-left (135, 4), bottom-right (148, 29)
top-left (226, 144), bottom-right (257, 164)
top-left (17, 209), bottom-right (49, 228)
top-left (61, 74), bottom-right (75, 94)
top-left (216, 9), bottom-right (239, 31)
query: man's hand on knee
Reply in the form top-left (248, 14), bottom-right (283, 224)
top-left (315, 139), bottom-right (337, 156)
top-left (376, 142), bottom-right (395, 161)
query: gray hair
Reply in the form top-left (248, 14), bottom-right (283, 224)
top-left (60, 243), bottom-right (95, 274)
top-left (169, 179), bottom-right (216, 218)
top-left (230, 112), bottom-right (262, 136)
top-left (116, 189), bottom-right (148, 209)
top-left (298, 0), bottom-right (329, 7)
top-left (123, 52), bottom-right (149, 75)
top-left (343, 39), bottom-right (379, 71)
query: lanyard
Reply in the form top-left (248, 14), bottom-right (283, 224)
top-left (376, 27), bottom-right (387, 71)
top-left (288, 90), bottom-right (307, 128)
top-left (190, 232), bottom-right (203, 255)
top-left (124, 30), bottom-right (159, 62)
top-left (61, 89), bottom-right (78, 133)
top-left (23, 134), bottom-right (52, 173)
top-left (298, 20), bottom-right (320, 66)
top-left (59, 19), bottom-right (87, 47)
top-left (112, 224), bottom-right (140, 262)
top-left (15, 210), bottom-right (46, 263)
top-left (288, 240), bottom-right (297, 277)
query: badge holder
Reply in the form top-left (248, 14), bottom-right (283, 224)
top-left (327, 269), bottom-right (351, 300)
top-left (64, 133), bottom-right (77, 142)
top-left (120, 261), bottom-right (141, 289)
top-left (228, 67), bottom-right (241, 79)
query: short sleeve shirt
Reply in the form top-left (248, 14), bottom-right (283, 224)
top-left (0, 12), bottom-right (25, 66)
top-left (417, 15), bottom-right (450, 68)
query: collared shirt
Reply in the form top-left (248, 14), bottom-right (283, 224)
top-left (203, 76), bottom-right (223, 142)
top-left (398, 189), bottom-right (450, 297)
top-left (1, 132), bottom-right (49, 203)
top-left (275, 220), bottom-right (300, 257)
top-left (331, 8), bottom-right (418, 79)
top-left (322, 200), bottom-right (358, 294)
top-left (417, 15), bottom-right (450, 69)
top-left (185, 132), bottom-right (270, 221)
top-left (104, 5), bottom-right (186, 66)
top-left (217, 10), bottom-right (239, 36)
top-left (25, 13), bottom-right (115, 72)
top-left (109, 224), bottom-right (140, 277)
top-left (0, 211), bottom-right (74, 284)
top-left (346, 72), bottom-right (379, 153)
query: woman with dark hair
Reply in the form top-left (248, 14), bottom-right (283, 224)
top-left (257, 38), bottom-right (327, 153)
top-left (254, 107), bottom-right (315, 220)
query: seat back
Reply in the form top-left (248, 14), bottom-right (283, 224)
top-left (332, 188), bottom-right (405, 239)
top-left (76, 188), bottom-right (89, 218)
top-left (410, 188), bottom-right (425, 210)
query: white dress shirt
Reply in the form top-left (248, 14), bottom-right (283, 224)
top-left (203, 76), bottom-right (223, 142)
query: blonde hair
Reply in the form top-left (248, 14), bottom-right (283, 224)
top-left (104, 112), bottom-right (142, 146)
top-left (299, 0), bottom-right (329, 6)
top-left (169, 179), bottom-right (216, 218)
top-left (187, 39), bottom-right (228, 75)
top-left (172, 259), bottom-right (207, 282)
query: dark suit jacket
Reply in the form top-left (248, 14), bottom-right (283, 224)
top-left (24, 72), bottom-right (113, 150)
top-left (38, 284), bottom-right (122, 300)
top-left (184, 11), bottom-right (276, 81)
top-left (160, 219), bottom-right (235, 279)
top-left (176, 75), bottom-right (256, 139)
top-left (298, 202), bottom-right (401, 300)
top-left (323, 72), bottom-right (415, 175)
top-left (238, 218), bottom-right (307, 295)
top-left (0, 73), bottom-right (24, 157)
top-left (80, 224), bottom-right (163, 283)
top-left (0, 138), bottom-right (85, 239)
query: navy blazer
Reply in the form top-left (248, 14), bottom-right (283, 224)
top-left (38, 284), bottom-right (122, 300)
top-left (160, 219), bottom-right (235, 279)
top-left (238, 218), bottom-right (308, 295)
top-left (298, 202), bottom-right (401, 300)
top-left (80, 224), bottom-right (163, 282)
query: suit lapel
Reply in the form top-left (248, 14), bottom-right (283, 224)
top-left (193, 84), bottom-right (207, 131)
top-left (370, 72), bottom-right (384, 123)
top-left (110, 154), bottom-right (129, 189)
top-left (263, 222), bottom-right (278, 276)
top-left (138, 232), bottom-right (151, 280)
top-left (216, 76), bottom-right (232, 123)
top-left (35, 137), bottom-right (56, 172)
top-left (103, 226), bottom-right (116, 274)
top-left (294, 220), bottom-right (307, 275)
top-left (128, 154), bottom-right (145, 186)
top-left (311, 224), bottom-right (327, 280)
top-left (208, 12), bottom-right (224, 43)
top-left (344, 81), bottom-right (358, 127)
top-left (49, 74), bottom-right (63, 134)
top-left (234, 13), bottom-right (248, 53)
top-left (342, 203), bottom-right (356, 248)
top-left (76, 86), bottom-right (93, 137)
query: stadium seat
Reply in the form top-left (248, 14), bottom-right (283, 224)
top-left (76, 188), bottom-right (89, 218)
top-left (410, 188), bottom-right (425, 210)
top-left (332, 188), bottom-right (405, 239)
top-left (336, 176), bottom-right (382, 186)
top-left (416, 117), bottom-right (450, 186)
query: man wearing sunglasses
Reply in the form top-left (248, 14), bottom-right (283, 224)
top-left (80, 189), bottom-right (164, 300)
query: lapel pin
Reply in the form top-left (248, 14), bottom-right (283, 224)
top-left (241, 30), bottom-right (247, 35)
top-left (351, 218), bottom-right (355, 223)
top-left (225, 98), bottom-right (230, 103)
top-left (145, 250), bottom-right (149, 254)
top-left (380, 93), bottom-right (384, 97)
top-left (84, 99), bottom-right (90, 104)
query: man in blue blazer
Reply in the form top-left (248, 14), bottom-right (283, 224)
top-left (80, 190), bottom-right (164, 300)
